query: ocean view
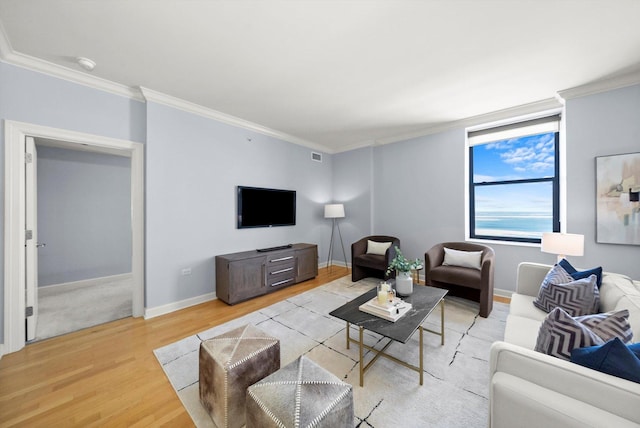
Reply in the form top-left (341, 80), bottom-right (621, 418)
top-left (475, 211), bottom-right (552, 238)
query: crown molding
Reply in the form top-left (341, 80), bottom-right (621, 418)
top-left (0, 51), bottom-right (143, 101)
top-left (557, 70), bottom-right (640, 101)
top-left (0, 20), bottom-right (143, 101)
top-left (138, 87), bottom-right (331, 153)
top-left (373, 98), bottom-right (563, 146)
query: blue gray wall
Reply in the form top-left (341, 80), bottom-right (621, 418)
top-left (333, 83), bottom-right (640, 293)
top-left (144, 102), bottom-right (333, 309)
top-left (36, 146), bottom-right (132, 286)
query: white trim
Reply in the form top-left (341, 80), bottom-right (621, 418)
top-left (3, 121), bottom-right (145, 355)
top-left (557, 70), bottom-right (640, 101)
top-left (144, 293), bottom-right (216, 320)
top-left (139, 87), bottom-right (329, 153)
top-left (494, 288), bottom-right (514, 299)
top-left (372, 98), bottom-right (563, 147)
top-left (38, 273), bottom-right (132, 291)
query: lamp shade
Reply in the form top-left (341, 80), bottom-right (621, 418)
top-left (541, 233), bottom-right (584, 257)
top-left (324, 204), bottom-right (345, 219)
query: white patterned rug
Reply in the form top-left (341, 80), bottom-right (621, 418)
top-left (154, 277), bottom-right (509, 427)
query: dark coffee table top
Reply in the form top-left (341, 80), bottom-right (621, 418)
top-left (329, 285), bottom-right (448, 343)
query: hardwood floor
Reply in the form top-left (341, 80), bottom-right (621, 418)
top-left (0, 267), bottom-right (510, 427)
top-left (0, 267), bottom-right (350, 427)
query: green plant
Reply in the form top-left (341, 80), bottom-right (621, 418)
top-left (386, 246), bottom-right (423, 274)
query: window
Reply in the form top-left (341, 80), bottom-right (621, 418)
top-left (468, 115), bottom-right (560, 243)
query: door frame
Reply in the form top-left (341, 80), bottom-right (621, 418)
top-left (3, 120), bottom-right (145, 354)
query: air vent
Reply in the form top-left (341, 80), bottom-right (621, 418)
top-left (311, 152), bottom-right (322, 162)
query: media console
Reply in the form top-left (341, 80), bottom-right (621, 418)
top-left (215, 243), bottom-right (318, 305)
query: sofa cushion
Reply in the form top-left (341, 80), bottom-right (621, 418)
top-left (366, 240), bottom-right (391, 256)
top-left (442, 247), bottom-right (482, 270)
top-left (535, 307), bottom-right (632, 360)
top-left (571, 338), bottom-right (640, 384)
top-left (504, 314), bottom-right (542, 349)
top-left (509, 294), bottom-right (548, 322)
top-left (559, 258), bottom-right (603, 288)
top-left (599, 274), bottom-right (640, 343)
top-left (533, 275), bottom-right (599, 316)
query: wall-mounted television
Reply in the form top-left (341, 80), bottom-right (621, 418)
top-left (237, 186), bottom-right (296, 229)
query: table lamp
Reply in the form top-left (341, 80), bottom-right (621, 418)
top-left (541, 232), bottom-right (584, 263)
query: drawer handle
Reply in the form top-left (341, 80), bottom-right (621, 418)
top-left (270, 256), bottom-right (293, 263)
top-left (271, 267), bottom-right (293, 275)
top-left (271, 278), bottom-right (293, 287)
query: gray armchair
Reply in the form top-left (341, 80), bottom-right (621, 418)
top-left (351, 236), bottom-right (400, 282)
top-left (425, 242), bottom-right (495, 317)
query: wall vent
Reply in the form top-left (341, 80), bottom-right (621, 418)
top-left (311, 152), bottom-right (322, 162)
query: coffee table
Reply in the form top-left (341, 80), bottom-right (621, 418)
top-left (329, 284), bottom-right (447, 386)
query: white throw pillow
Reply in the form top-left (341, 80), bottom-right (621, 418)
top-left (366, 240), bottom-right (392, 255)
top-left (442, 247), bottom-right (482, 270)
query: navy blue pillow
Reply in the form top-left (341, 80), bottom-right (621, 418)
top-left (570, 338), bottom-right (640, 383)
top-left (631, 343), bottom-right (640, 359)
top-left (559, 258), bottom-right (603, 288)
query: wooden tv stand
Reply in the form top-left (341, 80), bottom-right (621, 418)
top-left (215, 243), bottom-right (318, 305)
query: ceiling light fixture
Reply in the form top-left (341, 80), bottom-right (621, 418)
top-left (76, 57), bottom-right (96, 71)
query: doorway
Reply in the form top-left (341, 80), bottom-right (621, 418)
top-left (33, 142), bottom-right (133, 341)
top-left (3, 121), bottom-right (144, 354)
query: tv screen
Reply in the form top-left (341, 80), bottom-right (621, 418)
top-left (237, 186), bottom-right (296, 229)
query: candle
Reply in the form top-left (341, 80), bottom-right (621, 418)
top-left (378, 290), bottom-right (387, 305)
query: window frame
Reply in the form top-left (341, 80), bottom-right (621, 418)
top-left (467, 117), bottom-right (561, 244)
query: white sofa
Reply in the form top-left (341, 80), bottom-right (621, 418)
top-left (489, 262), bottom-right (640, 428)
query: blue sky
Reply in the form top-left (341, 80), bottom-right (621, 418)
top-left (473, 133), bottom-right (555, 213)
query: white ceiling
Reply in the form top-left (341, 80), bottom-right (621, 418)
top-left (1, 0), bottom-right (639, 153)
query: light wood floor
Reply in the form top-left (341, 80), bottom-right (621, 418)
top-left (0, 267), bottom-right (509, 427)
top-left (0, 267), bottom-right (350, 427)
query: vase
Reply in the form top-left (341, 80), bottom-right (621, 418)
top-left (395, 271), bottom-right (413, 296)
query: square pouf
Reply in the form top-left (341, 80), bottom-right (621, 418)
top-left (246, 355), bottom-right (354, 428)
top-left (199, 324), bottom-right (280, 428)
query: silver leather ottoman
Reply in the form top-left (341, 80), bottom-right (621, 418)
top-left (199, 324), bottom-right (280, 428)
top-left (246, 355), bottom-right (354, 427)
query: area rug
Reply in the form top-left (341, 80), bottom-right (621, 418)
top-left (154, 276), bottom-right (509, 427)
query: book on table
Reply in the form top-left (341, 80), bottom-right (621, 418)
top-left (359, 297), bottom-right (412, 322)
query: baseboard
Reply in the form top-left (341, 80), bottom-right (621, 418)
top-left (38, 272), bottom-right (133, 290)
top-left (0, 343), bottom-right (4, 360)
top-left (494, 288), bottom-right (514, 299)
top-left (144, 292), bottom-right (217, 319)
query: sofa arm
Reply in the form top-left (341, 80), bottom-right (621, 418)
top-left (516, 262), bottom-right (552, 297)
top-left (490, 341), bottom-right (640, 427)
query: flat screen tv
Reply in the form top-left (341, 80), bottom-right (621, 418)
top-left (237, 186), bottom-right (296, 229)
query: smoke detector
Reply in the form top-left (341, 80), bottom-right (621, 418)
top-left (76, 57), bottom-right (96, 71)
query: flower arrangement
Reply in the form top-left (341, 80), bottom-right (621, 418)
top-left (386, 246), bottom-right (423, 275)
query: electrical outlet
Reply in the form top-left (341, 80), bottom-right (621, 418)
top-left (181, 268), bottom-right (192, 276)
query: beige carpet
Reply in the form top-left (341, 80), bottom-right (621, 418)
top-left (35, 277), bottom-right (132, 341)
top-left (154, 277), bottom-right (508, 427)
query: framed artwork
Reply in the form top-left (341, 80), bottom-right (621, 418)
top-left (596, 152), bottom-right (640, 245)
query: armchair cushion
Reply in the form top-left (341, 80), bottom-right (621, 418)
top-left (443, 247), bottom-right (483, 270)
top-left (366, 240), bottom-right (392, 256)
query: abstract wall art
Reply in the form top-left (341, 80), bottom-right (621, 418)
top-left (596, 152), bottom-right (640, 245)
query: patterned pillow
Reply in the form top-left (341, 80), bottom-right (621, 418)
top-left (559, 258), bottom-right (603, 288)
top-left (533, 264), bottom-right (599, 316)
top-left (535, 307), bottom-right (633, 360)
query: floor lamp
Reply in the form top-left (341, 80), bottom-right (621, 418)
top-left (325, 204), bottom-right (347, 271)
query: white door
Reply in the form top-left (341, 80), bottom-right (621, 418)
top-left (25, 136), bottom-right (39, 341)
